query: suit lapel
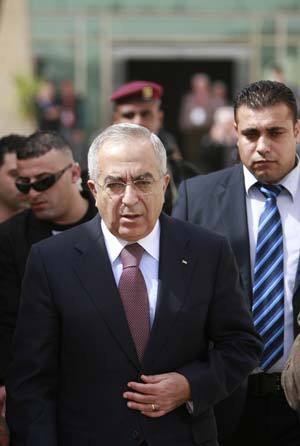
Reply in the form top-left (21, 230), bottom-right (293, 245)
top-left (72, 216), bottom-right (139, 369)
top-left (214, 165), bottom-right (252, 304)
top-left (142, 214), bottom-right (195, 369)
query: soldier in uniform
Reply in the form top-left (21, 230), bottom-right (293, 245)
top-left (110, 80), bottom-right (199, 213)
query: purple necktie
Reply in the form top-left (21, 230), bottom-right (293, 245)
top-left (119, 243), bottom-right (150, 362)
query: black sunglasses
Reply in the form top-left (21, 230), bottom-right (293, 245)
top-left (15, 164), bottom-right (72, 194)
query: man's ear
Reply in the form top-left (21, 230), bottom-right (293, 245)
top-left (71, 162), bottom-right (81, 183)
top-left (158, 110), bottom-right (164, 127)
top-left (234, 121), bottom-right (239, 148)
top-left (163, 173), bottom-right (170, 193)
top-left (295, 119), bottom-right (300, 143)
top-left (87, 179), bottom-right (97, 198)
top-left (113, 109), bottom-right (120, 124)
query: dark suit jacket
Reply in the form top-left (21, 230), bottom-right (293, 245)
top-left (0, 195), bottom-right (97, 383)
top-left (172, 164), bottom-right (300, 439)
top-left (6, 213), bottom-right (261, 446)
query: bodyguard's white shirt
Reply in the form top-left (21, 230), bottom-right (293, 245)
top-left (244, 161), bottom-right (300, 372)
top-left (101, 219), bottom-right (160, 327)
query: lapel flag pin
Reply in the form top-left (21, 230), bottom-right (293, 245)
top-left (182, 259), bottom-right (187, 264)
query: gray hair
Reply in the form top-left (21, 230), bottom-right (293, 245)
top-left (88, 123), bottom-right (167, 181)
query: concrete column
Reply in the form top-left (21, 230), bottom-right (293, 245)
top-left (0, 0), bottom-right (35, 135)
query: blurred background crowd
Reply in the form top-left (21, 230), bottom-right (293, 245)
top-left (2, 0), bottom-right (300, 173)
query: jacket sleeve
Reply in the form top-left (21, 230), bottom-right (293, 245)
top-left (0, 225), bottom-right (22, 384)
top-left (177, 237), bottom-right (262, 417)
top-left (6, 245), bottom-right (58, 446)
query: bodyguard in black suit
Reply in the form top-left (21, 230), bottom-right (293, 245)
top-left (0, 131), bottom-right (96, 416)
top-left (173, 80), bottom-right (300, 445)
top-left (6, 123), bottom-right (261, 446)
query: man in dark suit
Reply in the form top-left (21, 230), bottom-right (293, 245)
top-left (173, 80), bottom-right (300, 445)
top-left (6, 123), bottom-right (261, 446)
top-left (0, 134), bottom-right (29, 445)
top-left (0, 131), bottom-right (96, 418)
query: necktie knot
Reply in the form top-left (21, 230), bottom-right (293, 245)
top-left (120, 243), bottom-right (144, 269)
top-left (257, 183), bottom-right (283, 200)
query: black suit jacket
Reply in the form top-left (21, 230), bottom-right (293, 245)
top-left (172, 164), bottom-right (300, 438)
top-left (0, 196), bottom-right (97, 383)
top-left (6, 213), bottom-right (261, 446)
top-left (0, 210), bottom-right (53, 383)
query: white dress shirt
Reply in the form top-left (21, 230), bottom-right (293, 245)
top-left (244, 161), bottom-right (300, 372)
top-left (102, 219), bottom-right (194, 412)
top-left (101, 219), bottom-right (160, 327)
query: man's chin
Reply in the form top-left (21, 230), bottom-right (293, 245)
top-left (32, 208), bottom-right (52, 220)
top-left (252, 166), bottom-right (280, 184)
top-left (117, 225), bottom-right (148, 242)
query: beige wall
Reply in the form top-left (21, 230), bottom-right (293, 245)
top-left (0, 0), bottom-right (34, 135)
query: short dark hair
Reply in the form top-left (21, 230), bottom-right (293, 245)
top-left (234, 80), bottom-right (298, 123)
top-left (17, 131), bottom-right (73, 160)
top-left (0, 134), bottom-right (27, 167)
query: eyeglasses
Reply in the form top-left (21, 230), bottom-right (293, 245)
top-left (98, 177), bottom-right (161, 198)
top-left (119, 110), bottom-right (153, 120)
top-left (15, 164), bottom-right (73, 194)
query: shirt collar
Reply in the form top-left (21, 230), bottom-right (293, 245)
top-left (243, 157), bottom-right (300, 201)
top-left (101, 218), bottom-right (160, 264)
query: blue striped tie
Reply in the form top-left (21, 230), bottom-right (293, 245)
top-left (252, 183), bottom-right (284, 371)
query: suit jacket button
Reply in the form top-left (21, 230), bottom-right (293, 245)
top-left (132, 430), bottom-right (140, 440)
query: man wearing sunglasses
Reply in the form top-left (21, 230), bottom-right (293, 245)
top-left (0, 131), bottom-right (97, 417)
top-left (111, 80), bottom-right (199, 214)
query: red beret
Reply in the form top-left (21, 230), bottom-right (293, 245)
top-left (110, 81), bottom-right (163, 104)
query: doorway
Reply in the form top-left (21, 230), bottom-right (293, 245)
top-left (126, 59), bottom-right (234, 146)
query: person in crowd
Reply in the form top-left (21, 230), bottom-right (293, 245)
top-left (111, 80), bottom-right (182, 160)
top-left (111, 80), bottom-right (199, 213)
top-left (211, 80), bottom-right (229, 110)
top-left (281, 313), bottom-right (300, 413)
top-left (173, 80), bottom-right (300, 446)
top-left (270, 64), bottom-right (300, 117)
top-left (0, 134), bottom-right (28, 223)
top-left (0, 131), bottom-right (97, 419)
top-left (197, 106), bottom-right (238, 173)
top-left (35, 80), bottom-right (60, 131)
top-left (58, 79), bottom-right (86, 166)
top-left (178, 73), bottom-right (215, 162)
top-left (6, 123), bottom-right (261, 446)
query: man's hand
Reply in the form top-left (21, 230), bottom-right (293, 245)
top-left (0, 387), bottom-right (8, 446)
top-left (0, 387), bottom-right (5, 417)
top-left (123, 372), bottom-right (191, 418)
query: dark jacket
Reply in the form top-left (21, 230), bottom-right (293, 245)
top-left (6, 214), bottom-right (261, 446)
top-left (0, 192), bottom-right (96, 382)
top-left (172, 164), bottom-right (300, 440)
